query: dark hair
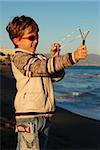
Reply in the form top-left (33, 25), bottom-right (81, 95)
top-left (6, 15), bottom-right (39, 40)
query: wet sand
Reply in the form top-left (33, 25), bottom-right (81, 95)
top-left (0, 64), bottom-right (100, 149)
top-left (47, 107), bottom-right (100, 149)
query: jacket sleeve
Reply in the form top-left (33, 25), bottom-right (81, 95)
top-left (12, 52), bottom-right (76, 79)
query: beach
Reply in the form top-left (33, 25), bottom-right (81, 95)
top-left (0, 64), bottom-right (100, 149)
top-left (47, 107), bottom-right (100, 149)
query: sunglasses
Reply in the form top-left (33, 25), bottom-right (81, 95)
top-left (21, 34), bottom-right (38, 41)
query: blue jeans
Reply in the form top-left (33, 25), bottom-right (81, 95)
top-left (16, 117), bottom-right (51, 150)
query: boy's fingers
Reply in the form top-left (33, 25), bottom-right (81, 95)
top-left (81, 50), bottom-right (87, 59)
top-left (51, 43), bottom-right (61, 52)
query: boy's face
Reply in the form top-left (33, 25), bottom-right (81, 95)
top-left (14, 26), bottom-right (38, 53)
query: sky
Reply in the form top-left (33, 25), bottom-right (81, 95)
top-left (0, 0), bottom-right (100, 55)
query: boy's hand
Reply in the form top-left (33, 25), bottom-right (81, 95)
top-left (50, 43), bottom-right (61, 57)
top-left (74, 45), bottom-right (87, 62)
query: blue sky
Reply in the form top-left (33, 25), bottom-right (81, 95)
top-left (0, 0), bottom-right (100, 55)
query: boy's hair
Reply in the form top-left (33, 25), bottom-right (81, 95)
top-left (6, 15), bottom-right (39, 41)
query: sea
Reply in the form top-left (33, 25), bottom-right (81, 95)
top-left (53, 66), bottom-right (100, 121)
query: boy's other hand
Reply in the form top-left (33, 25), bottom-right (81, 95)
top-left (50, 43), bottom-right (61, 57)
top-left (74, 45), bottom-right (87, 62)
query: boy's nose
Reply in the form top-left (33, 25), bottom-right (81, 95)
top-left (34, 39), bottom-right (38, 43)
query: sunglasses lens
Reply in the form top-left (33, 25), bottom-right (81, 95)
top-left (29, 36), bottom-right (35, 41)
top-left (22, 34), bottom-right (38, 41)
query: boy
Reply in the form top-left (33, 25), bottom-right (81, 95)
top-left (6, 15), bottom-right (87, 150)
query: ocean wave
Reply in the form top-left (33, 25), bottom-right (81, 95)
top-left (68, 91), bottom-right (84, 97)
top-left (55, 91), bottom-right (97, 99)
top-left (82, 73), bottom-right (100, 78)
top-left (65, 73), bottom-right (100, 78)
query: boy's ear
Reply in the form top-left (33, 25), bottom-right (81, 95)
top-left (13, 38), bottom-right (21, 46)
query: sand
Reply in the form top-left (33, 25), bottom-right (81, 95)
top-left (0, 64), bottom-right (100, 150)
top-left (47, 107), bottom-right (100, 149)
